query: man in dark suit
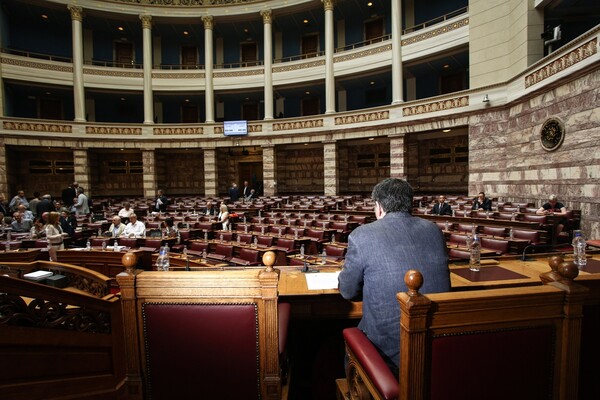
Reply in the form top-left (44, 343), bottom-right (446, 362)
top-left (36, 194), bottom-right (55, 217)
top-left (242, 180), bottom-right (252, 199)
top-left (62, 181), bottom-right (78, 208)
top-left (338, 178), bottom-right (450, 374)
top-left (228, 183), bottom-right (239, 202)
top-left (472, 192), bottom-right (492, 211)
top-left (154, 189), bottom-right (168, 212)
top-left (432, 195), bottom-right (452, 216)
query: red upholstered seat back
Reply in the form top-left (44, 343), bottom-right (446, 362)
top-left (118, 237), bottom-right (138, 248)
top-left (215, 244), bottom-right (233, 257)
top-left (512, 229), bottom-right (542, 245)
top-left (482, 226), bottom-right (507, 237)
top-left (237, 233), bottom-right (253, 244)
top-left (142, 303), bottom-right (260, 400)
top-left (448, 234), bottom-right (468, 246)
top-left (457, 223), bottom-right (476, 233)
top-left (257, 235), bottom-right (274, 247)
top-left (480, 237), bottom-right (510, 254)
top-left (190, 241), bottom-right (208, 252)
top-left (276, 238), bottom-right (295, 251)
top-left (239, 248), bottom-right (260, 263)
top-left (430, 327), bottom-right (554, 400)
top-left (523, 214), bottom-right (547, 224)
top-left (144, 238), bottom-right (163, 250)
top-left (324, 244), bottom-right (346, 258)
top-left (90, 237), bottom-right (111, 247)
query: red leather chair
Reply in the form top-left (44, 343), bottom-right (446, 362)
top-left (90, 237), bottom-right (111, 247)
top-left (171, 230), bottom-right (191, 253)
top-left (256, 235), bottom-right (274, 247)
top-left (189, 241), bottom-right (209, 253)
top-left (273, 238), bottom-right (299, 255)
top-left (118, 237), bottom-right (139, 248)
top-left (208, 244), bottom-right (233, 261)
top-left (229, 248), bottom-right (261, 266)
top-left (448, 247), bottom-right (470, 260)
top-left (512, 229), bottom-right (543, 245)
top-left (143, 238), bottom-right (163, 251)
top-left (457, 223), bottom-right (477, 234)
top-left (481, 237), bottom-right (510, 255)
top-left (324, 244), bottom-right (346, 259)
top-left (236, 233), bottom-right (253, 244)
top-left (481, 226), bottom-right (507, 237)
top-left (447, 234), bottom-right (469, 246)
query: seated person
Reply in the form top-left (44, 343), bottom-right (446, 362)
top-left (432, 195), bottom-right (452, 216)
top-left (203, 201), bottom-right (217, 216)
top-left (59, 209), bottom-right (77, 237)
top-left (107, 216), bottom-right (126, 237)
top-left (118, 202), bottom-right (135, 219)
top-left (17, 204), bottom-right (34, 221)
top-left (11, 212), bottom-right (33, 233)
top-left (472, 192), bottom-right (492, 211)
top-left (245, 189), bottom-right (256, 201)
top-left (537, 194), bottom-right (568, 235)
top-left (162, 217), bottom-right (179, 238)
top-left (31, 217), bottom-right (46, 238)
top-left (123, 214), bottom-right (146, 238)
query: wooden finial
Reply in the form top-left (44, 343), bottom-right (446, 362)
top-left (262, 251), bottom-right (276, 272)
top-left (404, 269), bottom-right (423, 297)
top-left (122, 252), bottom-right (138, 275)
top-left (557, 260), bottom-right (579, 282)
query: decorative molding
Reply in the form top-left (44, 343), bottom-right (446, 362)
top-left (0, 294), bottom-right (112, 333)
top-left (67, 5), bottom-right (83, 21)
top-left (83, 68), bottom-right (143, 77)
top-left (152, 72), bottom-right (205, 79)
top-left (214, 69), bottom-right (264, 78)
top-left (3, 120), bottom-right (72, 133)
top-left (273, 59), bottom-right (325, 73)
top-left (86, 126), bottom-right (142, 135)
top-left (401, 18), bottom-right (469, 46)
top-left (154, 127), bottom-right (204, 135)
top-left (525, 38), bottom-right (598, 88)
top-left (202, 15), bottom-right (214, 30)
top-left (214, 124), bottom-right (262, 134)
top-left (335, 110), bottom-right (390, 125)
top-left (1, 57), bottom-right (72, 72)
top-left (140, 14), bottom-right (153, 29)
top-left (105, 0), bottom-right (264, 5)
top-left (273, 119), bottom-right (323, 131)
top-left (260, 9), bottom-right (272, 24)
top-left (334, 44), bottom-right (392, 63)
top-left (402, 96), bottom-right (469, 116)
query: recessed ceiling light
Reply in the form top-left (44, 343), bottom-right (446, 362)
top-left (120, 97), bottom-right (126, 101)
top-left (443, 64), bottom-right (450, 68)
top-left (118, 26), bottom-right (124, 31)
top-left (367, 2), bottom-right (373, 7)
top-left (244, 28), bottom-right (249, 33)
top-left (305, 91), bottom-right (310, 95)
top-left (184, 99), bottom-right (190, 102)
top-left (41, 14), bottom-right (48, 19)
top-left (370, 81), bottom-right (375, 85)
top-left (443, 129), bottom-right (451, 132)
top-left (183, 31), bottom-right (189, 35)
top-left (304, 143), bottom-right (308, 146)
top-left (120, 148), bottom-right (124, 151)
top-left (303, 19), bottom-right (309, 24)
top-left (368, 137), bottom-right (375, 140)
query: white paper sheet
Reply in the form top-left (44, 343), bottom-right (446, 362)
top-left (304, 271), bottom-right (341, 290)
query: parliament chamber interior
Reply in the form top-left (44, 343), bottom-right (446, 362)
top-left (0, 0), bottom-right (599, 399)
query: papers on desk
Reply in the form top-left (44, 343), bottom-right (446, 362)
top-left (305, 271), bottom-right (341, 290)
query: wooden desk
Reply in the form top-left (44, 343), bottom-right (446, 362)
top-left (0, 248), bottom-right (43, 262)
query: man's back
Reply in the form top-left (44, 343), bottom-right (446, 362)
top-left (339, 211), bottom-right (450, 368)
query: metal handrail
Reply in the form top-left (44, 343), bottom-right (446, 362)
top-left (1, 48), bottom-right (71, 63)
top-left (402, 6), bottom-right (468, 34)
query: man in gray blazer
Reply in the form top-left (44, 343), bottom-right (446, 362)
top-left (338, 178), bottom-right (450, 373)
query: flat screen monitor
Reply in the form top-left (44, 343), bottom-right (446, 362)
top-left (223, 120), bottom-right (248, 136)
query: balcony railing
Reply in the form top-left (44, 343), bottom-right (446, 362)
top-left (403, 6), bottom-right (468, 34)
top-left (1, 48), bottom-right (71, 63)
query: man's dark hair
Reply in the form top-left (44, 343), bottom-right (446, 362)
top-left (371, 178), bottom-right (413, 213)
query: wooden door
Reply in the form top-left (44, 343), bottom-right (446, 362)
top-left (239, 161), bottom-right (263, 196)
top-left (365, 18), bottom-right (384, 42)
top-left (242, 103), bottom-right (259, 121)
top-left (302, 98), bottom-right (320, 116)
top-left (241, 42), bottom-right (258, 66)
top-left (115, 42), bottom-right (134, 67)
top-left (39, 98), bottom-right (62, 120)
top-left (302, 34), bottom-right (319, 58)
top-left (181, 46), bottom-right (197, 68)
top-left (181, 103), bottom-right (198, 123)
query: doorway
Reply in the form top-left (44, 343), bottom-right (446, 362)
top-left (238, 161), bottom-right (263, 196)
top-left (115, 42), bottom-right (134, 67)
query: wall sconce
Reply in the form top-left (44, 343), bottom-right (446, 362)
top-left (482, 94), bottom-right (489, 103)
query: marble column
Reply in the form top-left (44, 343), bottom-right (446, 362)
top-left (261, 10), bottom-right (274, 120)
top-left (142, 149), bottom-right (157, 198)
top-left (323, 140), bottom-right (338, 195)
top-left (262, 145), bottom-right (277, 196)
top-left (73, 149), bottom-right (91, 197)
top-left (391, 0), bottom-right (404, 104)
top-left (68, 5), bottom-right (86, 122)
top-left (0, 140), bottom-right (7, 198)
top-left (204, 148), bottom-right (218, 197)
top-left (140, 15), bottom-right (154, 124)
top-left (323, 0), bottom-right (336, 114)
top-left (203, 16), bottom-right (215, 123)
top-left (389, 133), bottom-right (407, 179)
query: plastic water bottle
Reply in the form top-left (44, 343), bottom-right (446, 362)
top-left (253, 237), bottom-right (258, 248)
top-left (469, 235), bottom-right (481, 272)
top-left (300, 244), bottom-right (305, 256)
top-left (572, 230), bottom-right (587, 268)
top-left (113, 239), bottom-right (118, 251)
top-left (445, 220), bottom-right (449, 231)
top-left (321, 249), bottom-right (327, 264)
top-left (97, 228), bottom-right (102, 237)
top-left (509, 228), bottom-right (514, 240)
top-left (201, 249), bottom-right (207, 263)
top-left (156, 247), bottom-right (166, 271)
top-left (86, 239), bottom-right (91, 250)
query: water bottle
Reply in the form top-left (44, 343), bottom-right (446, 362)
top-left (156, 247), bottom-right (166, 271)
top-left (469, 235), bottom-right (481, 272)
top-left (509, 227), bottom-right (514, 240)
top-left (220, 233), bottom-right (224, 242)
top-left (300, 244), bottom-right (305, 256)
top-left (204, 231), bottom-right (208, 241)
top-left (102, 241), bottom-right (107, 250)
top-left (572, 230), bottom-right (587, 268)
top-left (113, 239), bottom-right (118, 251)
top-left (201, 249), bottom-right (207, 263)
top-left (86, 239), bottom-right (91, 250)
top-left (471, 224), bottom-right (477, 236)
top-left (445, 220), bottom-right (449, 231)
top-left (253, 237), bottom-right (258, 248)
top-left (5, 242), bottom-right (10, 252)
top-left (321, 249), bottom-right (327, 264)
top-left (30, 226), bottom-right (36, 239)
top-left (97, 228), bottom-right (102, 237)
top-left (7, 231), bottom-right (11, 241)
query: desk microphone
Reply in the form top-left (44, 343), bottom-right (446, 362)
top-left (521, 243), bottom-right (563, 261)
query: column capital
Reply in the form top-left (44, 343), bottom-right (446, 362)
top-left (388, 133), bottom-right (406, 139)
top-left (67, 5), bottom-right (83, 21)
top-left (260, 9), bottom-right (273, 24)
top-left (139, 14), bottom-right (152, 29)
top-left (322, 0), bottom-right (335, 11)
top-left (202, 15), bottom-right (214, 30)
top-left (322, 139), bottom-right (337, 144)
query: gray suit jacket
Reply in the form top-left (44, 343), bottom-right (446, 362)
top-left (338, 211), bottom-right (450, 369)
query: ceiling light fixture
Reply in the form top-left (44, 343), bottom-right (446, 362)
top-left (367, 2), bottom-right (373, 7)
top-left (183, 31), bottom-right (189, 35)
top-left (41, 14), bottom-right (48, 19)
top-left (303, 19), bottom-right (309, 24)
top-left (118, 26), bottom-right (124, 31)
top-left (443, 129), bottom-right (451, 133)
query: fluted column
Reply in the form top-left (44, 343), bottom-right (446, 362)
top-left (204, 148), bottom-right (217, 196)
top-left (73, 149), bottom-right (91, 197)
top-left (323, 0), bottom-right (335, 114)
top-left (323, 140), bottom-right (338, 195)
top-left (391, 0), bottom-right (404, 104)
top-left (389, 134), bottom-right (407, 179)
top-left (203, 16), bottom-right (215, 123)
top-left (68, 5), bottom-right (85, 122)
top-left (262, 145), bottom-right (277, 196)
top-left (261, 10), bottom-right (274, 120)
top-left (140, 15), bottom-right (154, 124)
top-left (142, 149), bottom-right (157, 198)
